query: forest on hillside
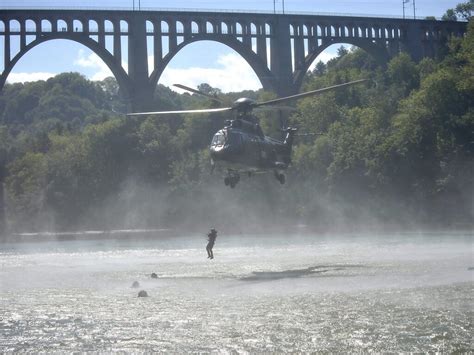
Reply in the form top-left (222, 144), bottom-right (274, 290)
top-left (0, 20), bottom-right (472, 234)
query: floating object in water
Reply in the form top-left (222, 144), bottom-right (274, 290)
top-left (138, 290), bottom-right (148, 297)
top-left (131, 281), bottom-right (140, 288)
top-left (151, 272), bottom-right (158, 279)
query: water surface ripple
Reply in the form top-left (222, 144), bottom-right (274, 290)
top-left (0, 232), bottom-right (472, 352)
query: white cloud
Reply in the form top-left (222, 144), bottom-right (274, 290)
top-left (74, 49), bottom-right (113, 80)
top-left (6, 72), bottom-right (56, 84)
top-left (159, 53), bottom-right (262, 93)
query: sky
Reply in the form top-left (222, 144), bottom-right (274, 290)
top-left (1, 0), bottom-right (464, 92)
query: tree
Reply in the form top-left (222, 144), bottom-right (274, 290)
top-left (314, 61), bottom-right (327, 76)
top-left (455, 0), bottom-right (474, 20)
top-left (5, 152), bottom-right (48, 230)
top-left (337, 45), bottom-right (349, 57)
top-left (443, 1), bottom-right (474, 20)
top-left (387, 53), bottom-right (419, 94)
top-left (0, 126), bottom-right (11, 236)
top-left (197, 83), bottom-right (222, 97)
top-left (137, 116), bottom-right (177, 182)
top-left (442, 9), bottom-right (457, 21)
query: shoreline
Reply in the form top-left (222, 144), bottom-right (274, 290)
top-left (1, 224), bottom-right (472, 244)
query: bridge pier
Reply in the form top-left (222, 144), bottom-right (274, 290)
top-left (404, 22), bottom-right (424, 61)
top-left (127, 15), bottom-right (154, 112)
top-left (271, 16), bottom-right (298, 97)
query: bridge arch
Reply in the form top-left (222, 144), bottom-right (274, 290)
top-left (73, 19), bottom-right (83, 32)
top-left (9, 19), bottom-right (20, 30)
top-left (88, 19), bottom-right (98, 32)
top-left (41, 19), bottom-right (52, 32)
top-left (25, 19), bottom-right (36, 30)
top-left (57, 19), bottom-right (68, 32)
top-left (104, 20), bottom-right (114, 32)
top-left (293, 38), bottom-right (390, 92)
top-left (0, 33), bottom-right (130, 99)
top-left (149, 34), bottom-right (276, 93)
top-left (221, 22), bottom-right (228, 34)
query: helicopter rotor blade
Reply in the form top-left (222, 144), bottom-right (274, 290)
top-left (254, 79), bottom-right (369, 108)
top-left (127, 107), bottom-right (232, 116)
top-left (128, 79), bottom-right (369, 117)
top-left (253, 105), bottom-right (297, 113)
top-left (294, 132), bottom-right (320, 137)
top-left (173, 84), bottom-right (224, 104)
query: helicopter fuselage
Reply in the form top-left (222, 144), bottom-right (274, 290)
top-left (209, 119), bottom-right (294, 186)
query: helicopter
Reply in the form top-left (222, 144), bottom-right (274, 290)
top-left (128, 79), bottom-right (368, 188)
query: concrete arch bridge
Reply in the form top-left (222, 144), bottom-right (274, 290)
top-left (0, 9), bottom-right (467, 111)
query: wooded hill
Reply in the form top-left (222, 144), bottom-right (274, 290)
top-left (0, 21), bottom-right (472, 233)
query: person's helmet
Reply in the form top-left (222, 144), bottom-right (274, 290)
top-left (210, 228), bottom-right (216, 233)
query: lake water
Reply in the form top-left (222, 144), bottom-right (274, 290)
top-left (0, 231), bottom-right (472, 352)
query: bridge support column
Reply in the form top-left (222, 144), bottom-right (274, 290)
top-left (127, 15), bottom-right (154, 112)
top-left (4, 22), bottom-right (11, 73)
top-left (271, 16), bottom-right (297, 96)
top-left (404, 23), bottom-right (423, 61)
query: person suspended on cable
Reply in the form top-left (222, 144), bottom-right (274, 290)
top-left (206, 228), bottom-right (217, 259)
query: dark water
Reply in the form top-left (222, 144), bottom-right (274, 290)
top-left (0, 231), bottom-right (472, 352)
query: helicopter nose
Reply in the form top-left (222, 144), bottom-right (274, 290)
top-left (210, 145), bottom-right (226, 161)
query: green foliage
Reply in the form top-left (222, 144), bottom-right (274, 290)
top-left (137, 116), bottom-right (177, 182)
top-left (255, 90), bottom-right (281, 137)
top-left (455, 0), bottom-right (474, 20)
top-left (0, 126), bottom-right (13, 181)
top-left (442, 9), bottom-right (458, 21)
top-left (290, 28), bottom-right (474, 225)
top-left (5, 152), bottom-right (48, 228)
top-left (418, 58), bottom-right (438, 80)
top-left (455, 20), bottom-right (474, 93)
top-left (168, 149), bottom-right (211, 191)
top-left (313, 61), bottom-right (327, 76)
top-left (442, 0), bottom-right (473, 21)
top-left (337, 45), bottom-right (349, 57)
top-left (387, 53), bottom-right (419, 94)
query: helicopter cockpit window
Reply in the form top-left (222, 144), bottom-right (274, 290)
top-left (211, 132), bottom-right (226, 146)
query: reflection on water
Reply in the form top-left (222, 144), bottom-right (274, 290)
top-left (0, 231), bottom-right (472, 352)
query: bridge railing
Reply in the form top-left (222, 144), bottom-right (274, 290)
top-left (0, 27), bottom-right (130, 34)
top-left (0, 5), bottom-right (455, 21)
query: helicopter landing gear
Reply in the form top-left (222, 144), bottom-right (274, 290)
top-left (224, 173), bottom-right (240, 188)
top-left (274, 171), bottom-right (286, 184)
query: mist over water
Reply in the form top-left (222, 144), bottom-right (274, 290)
top-left (0, 231), bottom-right (472, 352)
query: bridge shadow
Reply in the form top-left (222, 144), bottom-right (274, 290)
top-left (239, 264), bottom-right (365, 282)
